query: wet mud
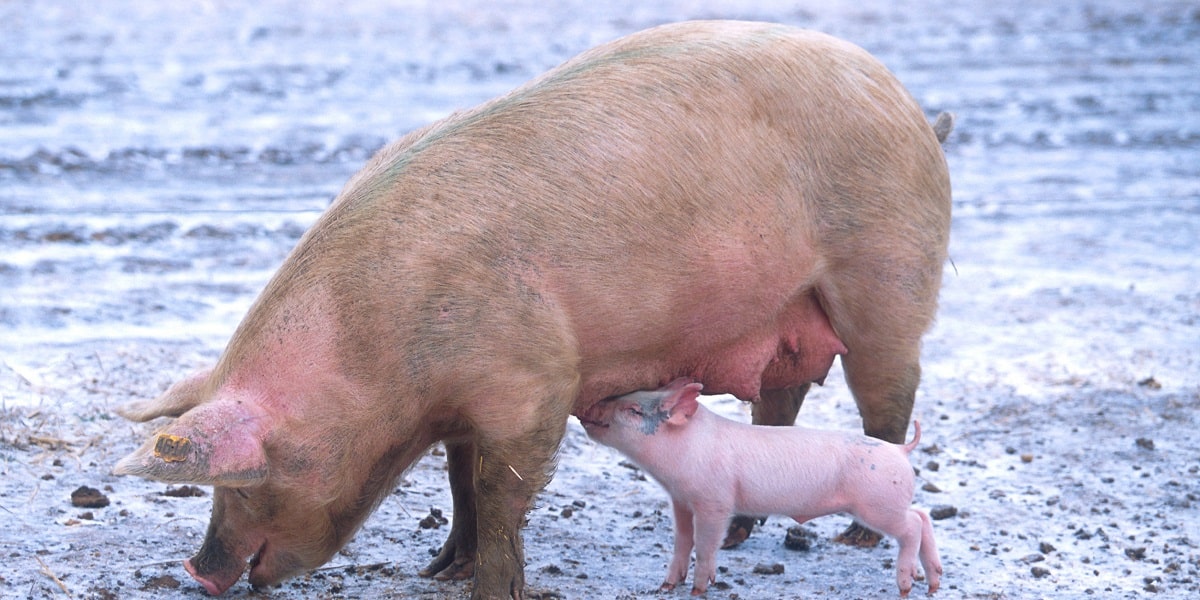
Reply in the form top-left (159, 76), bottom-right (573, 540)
top-left (2, 1), bottom-right (1198, 598)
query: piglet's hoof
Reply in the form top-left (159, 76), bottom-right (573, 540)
top-left (833, 521), bottom-right (883, 548)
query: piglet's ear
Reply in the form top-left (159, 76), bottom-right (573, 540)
top-left (663, 382), bottom-right (703, 426)
top-left (113, 398), bottom-right (268, 487)
top-left (116, 368), bottom-right (213, 422)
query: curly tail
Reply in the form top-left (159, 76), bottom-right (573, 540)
top-left (902, 419), bottom-right (922, 454)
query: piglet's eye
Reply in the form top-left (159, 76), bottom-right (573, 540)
top-left (625, 406), bottom-right (643, 417)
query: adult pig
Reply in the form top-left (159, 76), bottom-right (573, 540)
top-left (582, 379), bottom-right (942, 597)
top-left (112, 19), bottom-right (952, 599)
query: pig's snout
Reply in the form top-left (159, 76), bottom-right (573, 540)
top-left (184, 537), bottom-right (301, 595)
top-left (184, 526), bottom-right (267, 595)
top-left (184, 551), bottom-right (248, 596)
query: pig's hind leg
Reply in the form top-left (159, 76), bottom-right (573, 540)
top-left (858, 507), bottom-right (927, 598)
top-left (915, 508), bottom-right (942, 594)
top-left (824, 260), bottom-right (943, 547)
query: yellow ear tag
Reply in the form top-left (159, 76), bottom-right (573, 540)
top-left (153, 434), bottom-right (193, 463)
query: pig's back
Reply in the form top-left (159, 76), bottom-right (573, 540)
top-left (300, 21), bottom-right (947, 404)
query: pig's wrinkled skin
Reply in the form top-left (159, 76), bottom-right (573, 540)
top-left (583, 379), bottom-right (943, 597)
top-left (112, 20), bottom-right (951, 599)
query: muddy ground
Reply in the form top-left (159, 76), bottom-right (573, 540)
top-left (1, 0), bottom-right (1198, 598)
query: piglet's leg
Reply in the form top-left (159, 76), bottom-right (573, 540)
top-left (689, 513), bottom-right (730, 595)
top-left (662, 501), bottom-right (695, 591)
top-left (421, 441), bottom-right (478, 581)
top-left (889, 510), bottom-right (927, 598)
top-left (915, 509), bottom-right (943, 594)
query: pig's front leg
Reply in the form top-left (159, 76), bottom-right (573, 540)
top-left (421, 440), bottom-right (478, 581)
top-left (689, 511), bottom-right (731, 595)
top-left (662, 500), bottom-right (695, 592)
top-left (469, 384), bottom-right (573, 600)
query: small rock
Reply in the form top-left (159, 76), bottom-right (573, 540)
top-left (921, 482), bottom-right (942, 493)
top-left (70, 486), bottom-right (110, 508)
top-left (752, 563), bottom-right (785, 575)
top-left (784, 526), bottom-right (817, 551)
top-left (1144, 576), bottom-right (1162, 593)
top-left (1135, 438), bottom-right (1155, 451)
top-left (1137, 376), bottom-right (1161, 390)
top-left (924, 460), bottom-right (940, 472)
top-left (929, 505), bottom-right (958, 520)
top-left (1031, 566), bottom-right (1051, 579)
top-left (1040, 542), bottom-right (1057, 554)
top-left (1125, 546), bottom-right (1147, 561)
top-left (1022, 553), bottom-right (1045, 564)
top-left (1020, 453), bottom-right (1034, 463)
top-left (560, 506), bottom-right (574, 518)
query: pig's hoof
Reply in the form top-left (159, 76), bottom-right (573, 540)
top-left (420, 552), bottom-right (475, 581)
top-left (832, 521), bottom-right (883, 548)
top-left (721, 515), bottom-right (758, 549)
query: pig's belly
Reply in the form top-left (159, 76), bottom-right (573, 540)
top-left (576, 291), bottom-right (844, 409)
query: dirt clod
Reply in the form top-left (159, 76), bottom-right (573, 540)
top-left (70, 486), bottom-right (110, 508)
top-left (419, 507), bottom-right (449, 529)
top-left (141, 575), bottom-right (180, 590)
top-left (1136, 438), bottom-right (1155, 450)
top-left (161, 485), bottom-right (205, 497)
top-left (784, 525), bottom-right (818, 551)
top-left (1031, 566), bottom-right (1052, 579)
top-left (753, 563), bottom-right (785, 575)
top-left (929, 505), bottom-right (958, 520)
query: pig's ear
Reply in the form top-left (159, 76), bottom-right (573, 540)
top-left (113, 398), bottom-right (268, 487)
top-left (664, 382), bottom-right (703, 426)
top-left (116, 368), bottom-right (213, 422)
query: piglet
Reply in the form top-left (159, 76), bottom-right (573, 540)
top-left (582, 379), bottom-right (942, 597)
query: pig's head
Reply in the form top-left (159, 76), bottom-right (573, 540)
top-left (581, 378), bottom-right (703, 454)
top-left (114, 370), bottom-right (378, 595)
